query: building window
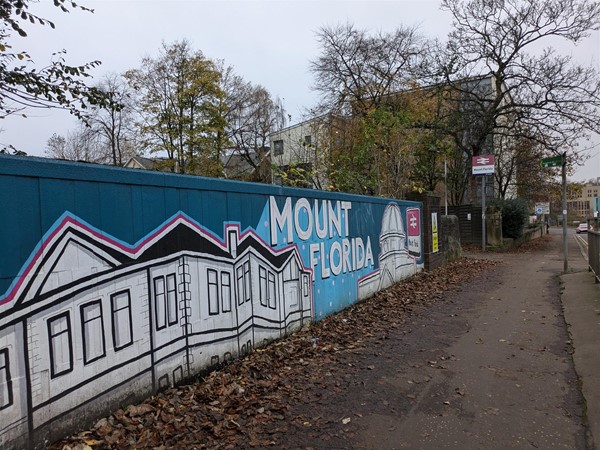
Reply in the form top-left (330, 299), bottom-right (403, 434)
top-left (259, 266), bottom-right (268, 307)
top-left (304, 135), bottom-right (312, 145)
top-left (207, 269), bottom-right (219, 315)
top-left (81, 300), bottom-right (106, 365)
top-left (47, 312), bottom-right (73, 378)
top-left (154, 274), bottom-right (178, 330)
top-left (221, 272), bottom-right (232, 312)
top-left (273, 140), bottom-right (284, 156)
top-left (111, 290), bottom-right (133, 351)
top-left (268, 272), bottom-right (276, 309)
top-left (0, 348), bottom-right (13, 410)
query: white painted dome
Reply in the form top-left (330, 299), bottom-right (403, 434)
top-left (381, 203), bottom-right (405, 236)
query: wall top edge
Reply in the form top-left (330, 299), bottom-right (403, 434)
top-left (0, 154), bottom-right (422, 207)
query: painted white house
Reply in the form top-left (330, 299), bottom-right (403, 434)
top-left (0, 213), bottom-right (312, 448)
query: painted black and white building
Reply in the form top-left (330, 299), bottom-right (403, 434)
top-left (0, 212), bottom-right (312, 448)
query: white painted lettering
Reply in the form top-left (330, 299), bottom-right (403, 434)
top-left (314, 199), bottom-right (328, 239)
top-left (328, 201), bottom-right (341, 238)
top-left (341, 201), bottom-right (352, 236)
top-left (364, 236), bottom-right (374, 268)
top-left (342, 238), bottom-right (351, 273)
top-left (270, 196), bottom-right (293, 245)
top-left (355, 237), bottom-right (365, 268)
top-left (330, 241), bottom-right (343, 276)
top-left (310, 243), bottom-right (320, 273)
top-left (294, 198), bottom-right (313, 240)
top-left (320, 242), bottom-right (330, 278)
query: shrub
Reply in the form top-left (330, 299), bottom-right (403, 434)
top-left (493, 198), bottom-right (529, 239)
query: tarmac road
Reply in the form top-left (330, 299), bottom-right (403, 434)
top-left (278, 229), bottom-right (597, 450)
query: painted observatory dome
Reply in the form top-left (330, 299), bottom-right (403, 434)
top-left (379, 203), bottom-right (406, 255)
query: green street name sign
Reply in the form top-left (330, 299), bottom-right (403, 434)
top-left (541, 156), bottom-right (564, 168)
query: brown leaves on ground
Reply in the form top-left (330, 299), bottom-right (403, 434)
top-left (463, 234), bottom-right (553, 254)
top-left (52, 257), bottom-right (497, 450)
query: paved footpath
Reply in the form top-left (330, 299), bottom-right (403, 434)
top-left (357, 229), bottom-right (591, 449)
top-left (282, 229), bottom-right (599, 450)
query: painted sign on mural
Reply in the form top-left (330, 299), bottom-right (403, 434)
top-left (0, 155), bottom-right (423, 448)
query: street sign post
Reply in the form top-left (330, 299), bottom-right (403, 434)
top-left (472, 155), bottom-right (495, 252)
top-left (541, 155), bottom-right (563, 168)
top-left (535, 202), bottom-right (550, 215)
top-left (541, 153), bottom-right (568, 270)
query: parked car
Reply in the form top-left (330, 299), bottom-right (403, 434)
top-left (576, 223), bottom-right (588, 233)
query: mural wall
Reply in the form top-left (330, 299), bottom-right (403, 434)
top-left (0, 155), bottom-right (423, 448)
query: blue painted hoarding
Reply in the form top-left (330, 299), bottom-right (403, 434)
top-left (0, 155), bottom-right (423, 448)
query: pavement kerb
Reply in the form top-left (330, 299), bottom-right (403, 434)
top-left (561, 268), bottom-right (600, 450)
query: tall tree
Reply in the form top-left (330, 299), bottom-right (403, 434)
top-left (0, 1), bottom-right (108, 123)
top-left (125, 40), bottom-right (225, 176)
top-left (87, 73), bottom-right (137, 166)
top-left (218, 63), bottom-right (285, 182)
top-left (45, 128), bottom-right (108, 163)
top-left (309, 23), bottom-right (427, 196)
top-left (438, 0), bottom-right (600, 203)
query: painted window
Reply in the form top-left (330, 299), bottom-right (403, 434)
top-left (236, 261), bottom-right (252, 305)
top-left (268, 272), bottom-right (276, 309)
top-left (0, 348), bottom-right (13, 410)
top-left (154, 277), bottom-right (166, 330)
top-left (208, 269), bottom-right (219, 315)
top-left (302, 274), bottom-right (310, 298)
top-left (111, 290), bottom-right (133, 351)
top-left (221, 272), bottom-right (232, 312)
top-left (47, 312), bottom-right (73, 378)
top-left (166, 274), bottom-right (178, 326)
top-left (236, 266), bottom-right (245, 306)
top-left (154, 273), bottom-right (178, 330)
top-left (259, 266), bottom-right (268, 307)
top-left (243, 261), bottom-right (251, 303)
top-left (81, 300), bottom-right (106, 365)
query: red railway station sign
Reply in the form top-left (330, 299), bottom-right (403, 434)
top-left (472, 155), bottom-right (495, 175)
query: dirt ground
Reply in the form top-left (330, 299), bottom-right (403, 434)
top-left (55, 234), bottom-right (588, 450)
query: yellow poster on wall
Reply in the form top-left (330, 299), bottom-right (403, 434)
top-left (432, 212), bottom-right (439, 253)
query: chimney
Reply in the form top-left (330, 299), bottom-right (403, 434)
top-left (228, 228), bottom-right (238, 258)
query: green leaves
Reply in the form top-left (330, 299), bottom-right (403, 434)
top-left (0, 0), bottom-right (109, 121)
top-left (125, 40), bottom-right (226, 177)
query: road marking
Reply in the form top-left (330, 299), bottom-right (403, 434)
top-left (574, 234), bottom-right (588, 262)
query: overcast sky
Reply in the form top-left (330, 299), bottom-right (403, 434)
top-left (2, 0), bottom-right (599, 182)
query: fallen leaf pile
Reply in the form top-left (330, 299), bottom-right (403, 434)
top-left (463, 234), bottom-right (553, 254)
top-left (52, 257), bottom-right (498, 450)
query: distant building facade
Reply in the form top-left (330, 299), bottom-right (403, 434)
top-left (568, 178), bottom-right (600, 218)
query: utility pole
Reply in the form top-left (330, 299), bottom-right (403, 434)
top-left (561, 152), bottom-right (568, 273)
top-left (444, 157), bottom-right (448, 216)
top-left (541, 152), bottom-right (568, 272)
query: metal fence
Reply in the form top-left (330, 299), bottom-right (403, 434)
top-left (589, 218), bottom-right (600, 283)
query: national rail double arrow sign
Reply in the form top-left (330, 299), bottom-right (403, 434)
top-left (472, 154), bottom-right (495, 175)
